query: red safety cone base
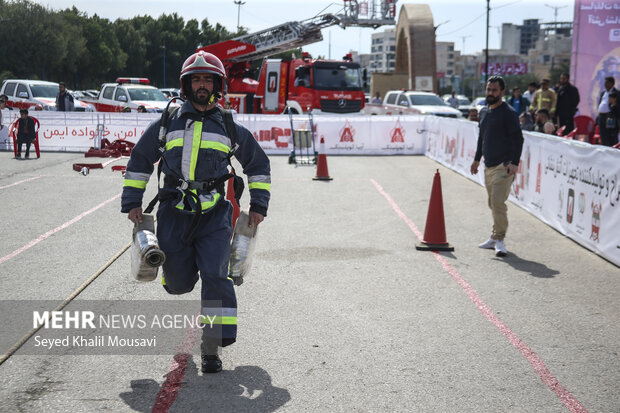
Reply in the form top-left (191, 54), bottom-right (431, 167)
top-left (313, 175), bottom-right (333, 181)
top-left (415, 242), bottom-right (454, 252)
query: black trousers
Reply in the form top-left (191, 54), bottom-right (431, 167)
top-left (598, 114), bottom-right (619, 146)
top-left (16, 138), bottom-right (32, 157)
top-left (557, 115), bottom-right (574, 136)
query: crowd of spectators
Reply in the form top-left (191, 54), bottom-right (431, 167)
top-left (471, 73), bottom-right (618, 147)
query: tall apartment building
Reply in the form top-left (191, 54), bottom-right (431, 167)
top-left (520, 19), bottom-right (540, 55)
top-left (501, 23), bottom-right (521, 55)
top-left (436, 41), bottom-right (458, 88)
top-left (500, 19), bottom-right (541, 56)
top-left (369, 28), bottom-right (396, 73)
top-left (528, 26), bottom-right (573, 77)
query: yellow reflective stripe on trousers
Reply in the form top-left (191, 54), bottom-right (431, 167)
top-left (123, 179), bottom-right (147, 189)
top-left (200, 315), bottom-right (238, 325)
top-left (248, 182), bottom-right (271, 191)
top-left (200, 140), bottom-right (230, 153)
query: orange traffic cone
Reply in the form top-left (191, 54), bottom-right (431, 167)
top-left (416, 169), bottom-right (454, 251)
top-left (313, 138), bottom-right (333, 181)
top-left (227, 178), bottom-right (240, 233)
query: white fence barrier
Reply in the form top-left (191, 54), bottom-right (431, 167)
top-left (425, 116), bottom-right (620, 268)
top-left (0, 111), bottom-right (426, 155)
top-left (2, 110), bottom-right (619, 266)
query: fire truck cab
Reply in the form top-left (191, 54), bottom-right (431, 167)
top-left (257, 54), bottom-right (365, 114)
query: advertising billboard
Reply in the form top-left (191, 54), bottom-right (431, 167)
top-left (571, 0), bottom-right (620, 119)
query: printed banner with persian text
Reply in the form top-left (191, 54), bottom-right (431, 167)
top-left (425, 116), bottom-right (620, 267)
top-left (0, 111), bottom-right (426, 155)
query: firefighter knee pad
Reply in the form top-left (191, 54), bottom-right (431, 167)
top-left (162, 283), bottom-right (196, 295)
top-left (161, 272), bottom-right (197, 295)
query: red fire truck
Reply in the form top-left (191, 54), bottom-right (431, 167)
top-left (196, 0), bottom-right (397, 114)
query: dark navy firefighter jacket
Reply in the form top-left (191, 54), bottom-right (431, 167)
top-left (121, 101), bottom-right (270, 216)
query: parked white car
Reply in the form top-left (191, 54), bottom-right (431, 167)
top-left (0, 79), bottom-right (94, 111)
top-left (80, 78), bottom-right (170, 112)
top-left (160, 88), bottom-right (181, 99)
top-left (472, 97), bottom-right (487, 113)
top-left (442, 94), bottom-right (473, 117)
top-left (365, 90), bottom-right (462, 117)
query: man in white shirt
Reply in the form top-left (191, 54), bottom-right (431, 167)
top-left (597, 76), bottom-right (618, 146)
top-left (522, 82), bottom-right (537, 103)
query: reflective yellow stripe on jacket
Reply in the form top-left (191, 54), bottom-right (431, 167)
top-left (123, 171), bottom-right (150, 189)
top-left (173, 121), bottom-right (225, 213)
top-left (248, 174), bottom-right (271, 191)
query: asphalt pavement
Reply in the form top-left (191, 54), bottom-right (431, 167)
top-left (0, 151), bottom-right (618, 413)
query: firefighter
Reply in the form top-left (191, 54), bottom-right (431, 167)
top-left (121, 51), bottom-right (271, 373)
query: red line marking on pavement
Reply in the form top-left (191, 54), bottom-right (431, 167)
top-left (0, 175), bottom-right (44, 190)
top-left (152, 320), bottom-right (201, 413)
top-left (0, 193), bottom-right (121, 266)
top-left (370, 179), bottom-right (588, 413)
top-left (102, 157), bottom-right (125, 168)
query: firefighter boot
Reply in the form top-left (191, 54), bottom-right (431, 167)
top-left (201, 354), bottom-right (222, 373)
top-left (201, 339), bottom-right (222, 373)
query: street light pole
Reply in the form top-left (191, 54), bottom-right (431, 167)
top-left (545, 4), bottom-right (567, 71)
top-left (234, 0), bottom-right (246, 31)
top-left (485, 0), bottom-right (490, 83)
top-left (161, 44), bottom-right (166, 89)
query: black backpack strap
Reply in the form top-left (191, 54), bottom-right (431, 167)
top-left (144, 100), bottom-right (183, 214)
top-left (217, 106), bottom-right (238, 152)
top-left (216, 107), bottom-right (244, 206)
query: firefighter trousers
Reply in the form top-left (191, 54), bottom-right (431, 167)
top-left (156, 199), bottom-right (237, 349)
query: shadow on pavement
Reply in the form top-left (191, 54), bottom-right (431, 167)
top-left (495, 253), bottom-right (560, 278)
top-left (120, 355), bottom-right (290, 412)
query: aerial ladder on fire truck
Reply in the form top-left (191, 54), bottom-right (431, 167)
top-left (197, 0), bottom-right (397, 114)
top-left (215, 0), bottom-right (398, 63)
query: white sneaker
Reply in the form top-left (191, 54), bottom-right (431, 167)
top-left (478, 238), bottom-right (496, 249)
top-left (494, 240), bottom-right (507, 257)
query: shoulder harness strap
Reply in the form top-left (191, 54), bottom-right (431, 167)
top-left (216, 106), bottom-right (244, 206)
top-left (144, 100), bottom-right (183, 214)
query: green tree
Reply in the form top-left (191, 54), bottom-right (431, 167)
top-left (0, 0), bottom-right (249, 89)
top-left (77, 14), bottom-right (127, 88)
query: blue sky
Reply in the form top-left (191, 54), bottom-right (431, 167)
top-left (30, 0), bottom-right (575, 57)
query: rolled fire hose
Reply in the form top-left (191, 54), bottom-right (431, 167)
top-left (130, 214), bottom-right (166, 282)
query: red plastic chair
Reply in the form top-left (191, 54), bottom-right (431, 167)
top-left (565, 128), bottom-right (578, 139)
top-left (10, 117), bottom-right (40, 158)
top-left (572, 115), bottom-right (595, 142)
top-left (592, 125), bottom-right (602, 145)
